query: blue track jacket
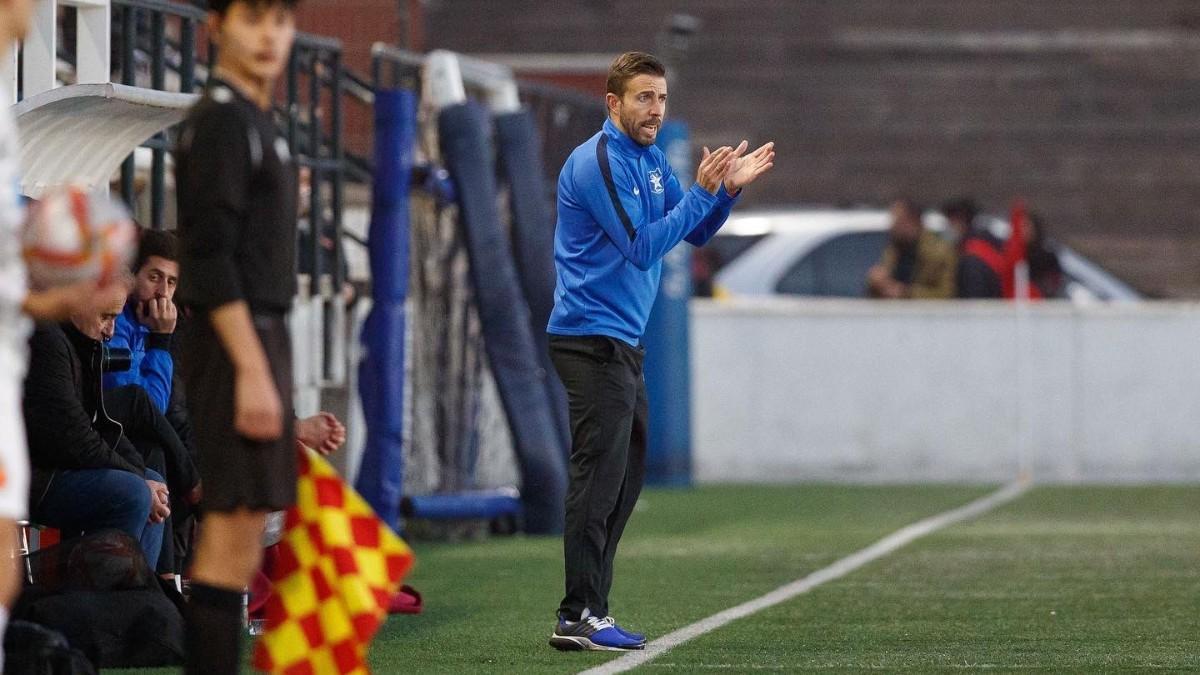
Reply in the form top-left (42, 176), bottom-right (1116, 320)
top-left (548, 119), bottom-right (739, 345)
top-left (103, 302), bottom-right (174, 413)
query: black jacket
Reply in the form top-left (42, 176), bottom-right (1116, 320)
top-left (166, 316), bottom-right (198, 460)
top-left (24, 322), bottom-right (145, 511)
top-left (956, 232), bottom-right (1005, 299)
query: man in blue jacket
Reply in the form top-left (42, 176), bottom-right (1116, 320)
top-left (108, 228), bottom-right (348, 451)
top-left (104, 228), bottom-right (179, 413)
top-left (547, 51), bottom-right (774, 652)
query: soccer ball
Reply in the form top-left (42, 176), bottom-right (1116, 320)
top-left (22, 186), bottom-right (137, 290)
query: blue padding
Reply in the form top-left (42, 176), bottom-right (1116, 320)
top-left (438, 102), bottom-right (567, 535)
top-left (402, 491), bottom-right (523, 521)
top-left (356, 89), bottom-right (417, 531)
top-left (644, 120), bottom-right (693, 486)
top-left (494, 110), bottom-right (571, 458)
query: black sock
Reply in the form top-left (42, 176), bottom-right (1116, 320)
top-left (185, 582), bottom-right (243, 675)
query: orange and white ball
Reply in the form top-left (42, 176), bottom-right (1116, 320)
top-left (22, 186), bottom-right (136, 289)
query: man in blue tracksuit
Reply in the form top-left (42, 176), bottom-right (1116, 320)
top-left (547, 51), bottom-right (775, 652)
top-left (104, 228), bottom-right (180, 413)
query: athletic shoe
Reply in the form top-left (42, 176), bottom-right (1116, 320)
top-left (605, 616), bottom-right (645, 645)
top-left (549, 615), bottom-right (644, 651)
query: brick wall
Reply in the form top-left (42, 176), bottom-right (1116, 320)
top-left (294, 0), bottom-right (404, 161)
top-left (423, 1), bottom-right (1200, 297)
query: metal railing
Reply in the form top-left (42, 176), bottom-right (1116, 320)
top-left (517, 79), bottom-right (604, 197)
top-left (287, 32), bottom-right (343, 294)
top-left (371, 44), bottom-right (605, 199)
top-left (108, 0), bottom-right (355, 390)
top-left (110, 0), bottom-right (208, 227)
top-left (84, 0), bottom-right (361, 300)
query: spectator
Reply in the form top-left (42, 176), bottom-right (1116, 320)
top-left (867, 198), bottom-right (956, 299)
top-left (1022, 212), bottom-right (1065, 299)
top-left (691, 246), bottom-right (720, 298)
top-left (107, 226), bottom-right (345, 451)
top-left (111, 226), bottom-right (343, 461)
top-left (103, 227), bottom-right (212, 578)
top-left (942, 197), bottom-right (1004, 299)
top-left (105, 226), bottom-right (343, 577)
top-left (24, 283), bottom-right (169, 569)
top-left (104, 228), bottom-right (179, 413)
top-left (103, 382), bottom-right (199, 578)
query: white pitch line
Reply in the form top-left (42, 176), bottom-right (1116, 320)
top-left (579, 479), bottom-right (1031, 675)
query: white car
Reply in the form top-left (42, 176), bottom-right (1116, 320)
top-left (707, 209), bottom-right (1141, 303)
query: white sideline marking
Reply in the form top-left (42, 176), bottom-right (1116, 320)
top-left (579, 479), bottom-right (1031, 675)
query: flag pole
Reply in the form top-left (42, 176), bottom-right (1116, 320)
top-left (1012, 199), bottom-right (1034, 483)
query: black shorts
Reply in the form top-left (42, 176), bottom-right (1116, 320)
top-left (179, 311), bottom-right (296, 513)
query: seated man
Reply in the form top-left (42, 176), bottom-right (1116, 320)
top-left (103, 229), bottom-right (200, 575)
top-left (103, 381), bottom-right (200, 578)
top-left (101, 227), bottom-right (345, 576)
top-left (867, 198), bottom-right (956, 299)
top-left (109, 227), bottom-right (345, 462)
top-left (104, 228), bottom-right (180, 413)
top-left (23, 283), bottom-right (169, 569)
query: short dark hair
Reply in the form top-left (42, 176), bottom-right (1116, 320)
top-left (132, 228), bottom-right (178, 274)
top-left (941, 197), bottom-right (979, 223)
top-left (208, 0), bottom-right (300, 17)
top-left (893, 197), bottom-right (923, 221)
top-left (606, 52), bottom-right (666, 98)
top-left (1026, 211), bottom-right (1048, 243)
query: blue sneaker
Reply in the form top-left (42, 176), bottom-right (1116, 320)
top-left (549, 615), bottom-right (644, 651)
top-left (605, 616), bottom-right (646, 645)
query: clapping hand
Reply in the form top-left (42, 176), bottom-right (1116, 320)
top-left (722, 140), bottom-right (775, 194)
top-left (695, 144), bottom-right (737, 195)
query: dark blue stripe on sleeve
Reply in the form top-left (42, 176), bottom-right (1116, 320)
top-left (596, 135), bottom-right (637, 241)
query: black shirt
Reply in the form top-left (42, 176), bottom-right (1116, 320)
top-left (891, 242), bottom-right (918, 285)
top-left (956, 232), bottom-right (1004, 299)
top-left (175, 78), bottom-right (297, 314)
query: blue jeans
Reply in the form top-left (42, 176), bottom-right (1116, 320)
top-left (33, 468), bottom-right (165, 570)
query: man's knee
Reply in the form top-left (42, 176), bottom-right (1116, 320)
top-left (37, 469), bottom-right (154, 538)
top-left (106, 471), bottom-right (154, 525)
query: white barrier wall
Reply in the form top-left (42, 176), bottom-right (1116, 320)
top-left (691, 299), bottom-right (1200, 483)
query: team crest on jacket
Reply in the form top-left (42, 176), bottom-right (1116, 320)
top-left (648, 168), bottom-right (664, 194)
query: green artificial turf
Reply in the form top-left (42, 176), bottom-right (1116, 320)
top-left (104, 484), bottom-right (1199, 673)
top-left (652, 485), bottom-right (1200, 673)
top-left (362, 484), bottom-right (988, 674)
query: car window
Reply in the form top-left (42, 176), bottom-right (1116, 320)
top-left (702, 234), bottom-right (767, 274)
top-left (695, 234), bottom-right (770, 297)
top-left (775, 251), bottom-right (819, 294)
top-left (775, 232), bottom-right (890, 297)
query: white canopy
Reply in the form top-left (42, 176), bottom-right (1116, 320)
top-left (13, 83), bottom-right (197, 198)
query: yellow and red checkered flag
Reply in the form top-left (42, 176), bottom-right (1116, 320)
top-left (252, 447), bottom-right (414, 675)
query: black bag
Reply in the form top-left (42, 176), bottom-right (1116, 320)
top-left (14, 529), bottom-right (185, 668)
top-left (20, 589), bottom-right (184, 668)
top-left (3, 620), bottom-right (96, 675)
top-left (22, 528), bottom-right (155, 593)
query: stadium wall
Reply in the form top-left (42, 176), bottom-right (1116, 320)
top-left (692, 300), bottom-right (1200, 484)
top-left (424, 0), bottom-right (1200, 298)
